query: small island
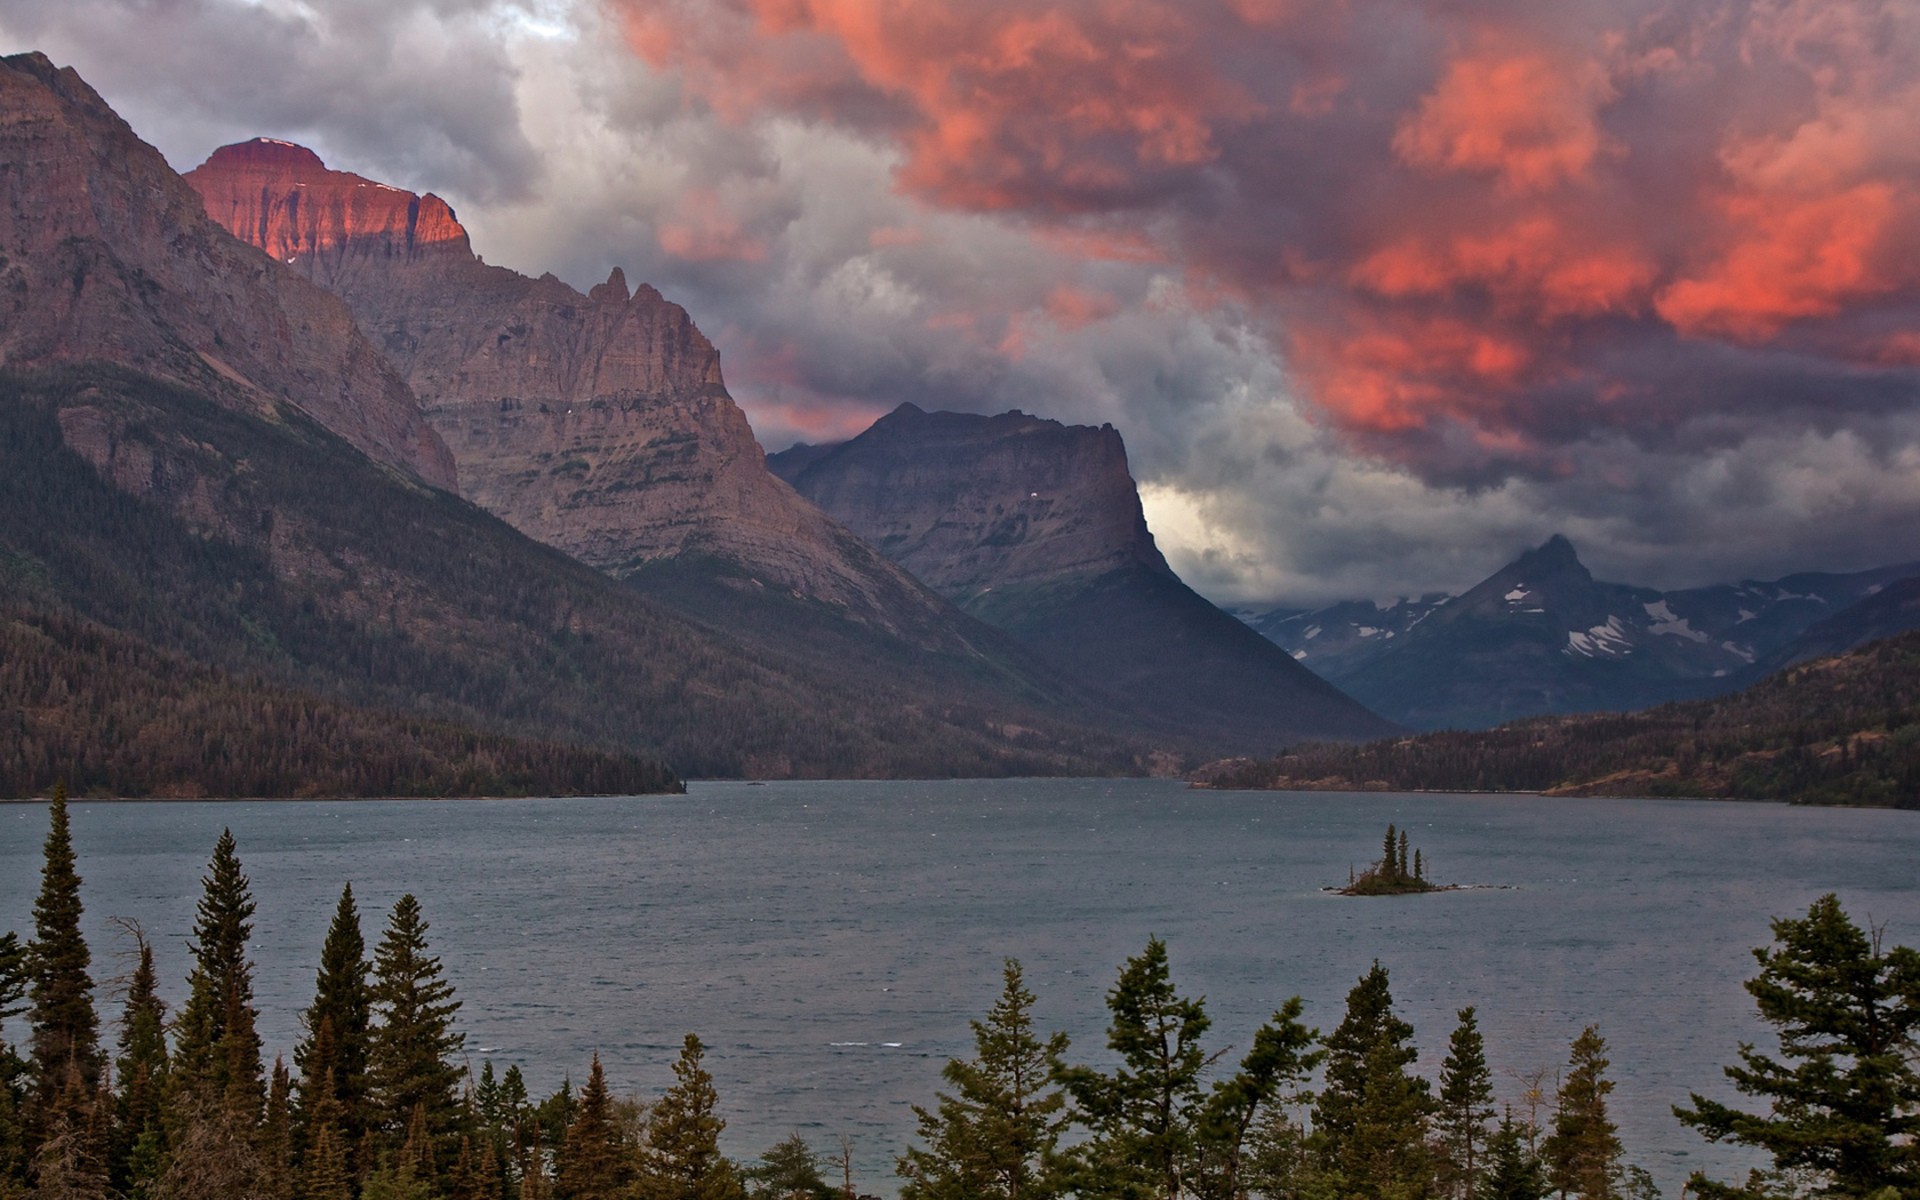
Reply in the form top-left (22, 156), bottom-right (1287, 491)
top-left (1340, 823), bottom-right (1445, 895)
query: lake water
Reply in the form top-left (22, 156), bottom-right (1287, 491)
top-left (3, 780), bottom-right (1917, 1194)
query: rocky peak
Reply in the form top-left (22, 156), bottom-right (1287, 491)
top-left (589, 266), bottom-right (631, 305)
top-left (0, 54), bottom-right (455, 489)
top-left (770, 404), bottom-right (1172, 604)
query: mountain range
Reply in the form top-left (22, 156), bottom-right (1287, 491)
top-left (1245, 535), bottom-right (1920, 730)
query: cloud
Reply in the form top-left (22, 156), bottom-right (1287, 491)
top-left (7, 0), bottom-right (1920, 605)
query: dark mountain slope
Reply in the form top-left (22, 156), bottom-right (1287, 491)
top-left (772, 404), bottom-right (1396, 750)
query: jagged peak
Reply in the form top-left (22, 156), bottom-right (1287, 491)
top-left (1518, 533), bottom-right (1582, 570)
top-left (589, 266), bottom-right (631, 305)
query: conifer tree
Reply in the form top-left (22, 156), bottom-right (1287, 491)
top-left (556, 1054), bottom-right (629, 1200)
top-left (1399, 830), bottom-right (1412, 879)
top-left (1313, 962), bottom-right (1433, 1200)
top-left (261, 1057), bottom-right (295, 1200)
top-left (1383, 827), bottom-right (1399, 879)
top-left (1059, 937), bottom-right (1212, 1200)
top-left (170, 829), bottom-right (264, 1119)
top-left (301, 1070), bottom-right (355, 1200)
top-left (111, 935), bottom-right (168, 1198)
top-left (27, 786), bottom-right (103, 1120)
top-left (1542, 1028), bottom-right (1621, 1200)
top-left (898, 960), bottom-right (1071, 1200)
top-left (1437, 1008), bottom-right (1497, 1200)
top-left (1479, 1112), bottom-right (1547, 1200)
top-left (749, 1135), bottom-right (835, 1200)
top-left (1195, 995), bottom-right (1321, 1200)
top-left (369, 894), bottom-right (465, 1155)
top-left (297, 884), bottom-right (374, 1165)
top-left (633, 1034), bottom-right (745, 1200)
top-left (1675, 894), bottom-right (1920, 1200)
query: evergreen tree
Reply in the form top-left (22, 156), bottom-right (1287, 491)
top-left (297, 884), bottom-right (375, 1166)
top-left (1195, 996), bottom-right (1321, 1200)
top-left (1437, 1008), bottom-right (1497, 1200)
top-left (1542, 1029), bottom-right (1621, 1200)
top-left (1059, 937), bottom-right (1212, 1200)
top-left (1479, 1113), bottom-right (1547, 1200)
top-left (556, 1054), bottom-right (630, 1200)
top-left (633, 1034), bottom-right (745, 1200)
top-left (261, 1057), bottom-right (295, 1200)
top-left (1675, 894), bottom-right (1920, 1200)
top-left (749, 1135), bottom-right (835, 1200)
top-left (369, 894), bottom-right (465, 1155)
top-left (1399, 831), bottom-right (1411, 879)
top-left (111, 935), bottom-right (169, 1199)
top-left (1383, 827), bottom-right (1399, 879)
top-left (170, 828), bottom-right (265, 1119)
top-left (898, 960), bottom-right (1072, 1200)
top-left (301, 1069), bottom-right (355, 1200)
top-left (1312, 962), bottom-right (1433, 1200)
top-left (27, 786), bottom-right (103, 1121)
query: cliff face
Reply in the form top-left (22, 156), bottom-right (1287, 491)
top-left (0, 56), bottom-right (455, 490)
top-left (186, 140), bottom-right (947, 635)
top-left (773, 405), bottom-right (1397, 747)
top-left (770, 404), bottom-right (1173, 605)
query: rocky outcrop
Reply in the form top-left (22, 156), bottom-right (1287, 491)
top-left (772, 405), bottom-right (1397, 747)
top-left (186, 140), bottom-right (953, 638)
top-left (0, 55), bottom-right (455, 489)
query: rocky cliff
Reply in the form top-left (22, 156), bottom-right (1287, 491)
top-left (186, 140), bottom-right (951, 639)
top-left (0, 55), bottom-right (455, 489)
top-left (772, 405), bottom-right (1396, 747)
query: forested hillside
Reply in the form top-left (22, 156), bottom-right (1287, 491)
top-left (1195, 630), bottom-right (1920, 807)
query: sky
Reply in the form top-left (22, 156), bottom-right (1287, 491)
top-left (5, 0), bottom-right (1920, 607)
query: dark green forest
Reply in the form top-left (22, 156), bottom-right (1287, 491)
top-left (1196, 630), bottom-right (1920, 807)
top-left (6, 794), bottom-right (1918, 1200)
top-left (0, 609), bottom-right (680, 798)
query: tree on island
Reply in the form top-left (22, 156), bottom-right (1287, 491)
top-left (1346, 825), bottom-right (1439, 895)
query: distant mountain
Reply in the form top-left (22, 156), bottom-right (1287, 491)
top-left (0, 51), bottom-right (1161, 781)
top-left (1752, 575), bottom-right (1920, 675)
top-left (1194, 627), bottom-right (1920, 809)
top-left (771, 404), bottom-right (1396, 749)
top-left (1245, 534), bottom-right (1920, 729)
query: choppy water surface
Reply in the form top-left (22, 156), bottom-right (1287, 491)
top-left (3, 781), bottom-right (1917, 1193)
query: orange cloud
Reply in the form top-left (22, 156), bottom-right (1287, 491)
top-left (1044, 284), bottom-right (1120, 329)
top-left (1288, 310), bottom-right (1539, 433)
top-left (1353, 216), bottom-right (1656, 319)
top-left (1393, 38), bottom-right (1618, 193)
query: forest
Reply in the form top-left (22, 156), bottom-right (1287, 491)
top-left (1196, 630), bottom-right (1920, 808)
top-left (4, 790), bottom-right (1917, 1200)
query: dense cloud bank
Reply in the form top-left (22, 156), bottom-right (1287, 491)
top-left (6, 0), bottom-right (1919, 604)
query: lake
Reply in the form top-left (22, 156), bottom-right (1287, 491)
top-left (3, 780), bottom-right (1917, 1194)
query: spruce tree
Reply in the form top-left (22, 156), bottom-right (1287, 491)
top-left (261, 1057), bottom-right (295, 1200)
top-left (1383, 826), bottom-right (1399, 879)
top-left (1196, 995), bottom-right (1321, 1200)
top-left (897, 960), bottom-right (1071, 1200)
top-left (1542, 1028), bottom-right (1621, 1200)
top-left (1059, 937), bottom-right (1211, 1200)
top-left (170, 829), bottom-right (264, 1119)
top-left (369, 894), bottom-right (465, 1156)
top-left (296, 884), bottom-right (374, 1165)
top-left (1437, 1008), bottom-right (1496, 1200)
top-left (27, 786), bottom-right (103, 1117)
top-left (749, 1135), bottom-right (834, 1200)
top-left (111, 936), bottom-right (168, 1199)
top-left (633, 1034), bottom-right (745, 1200)
top-left (1312, 962), bottom-right (1433, 1200)
top-left (1399, 830), bottom-right (1412, 879)
top-left (556, 1054), bottom-right (629, 1200)
top-left (301, 1069), bottom-right (355, 1200)
top-left (1675, 894), bottom-right (1920, 1200)
top-left (1479, 1112), bottom-right (1548, 1200)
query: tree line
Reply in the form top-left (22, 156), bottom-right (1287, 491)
top-left (4, 790), bottom-right (1916, 1200)
top-left (1195, 630), bottom-right (1920, 808)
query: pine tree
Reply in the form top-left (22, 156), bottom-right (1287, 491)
top-left (633, 1034), bottom-right (745, 1200)
top-left (1196, 995), bottom-right (1321, 1200)
top-left (1312, 962), bottom-right (1433, 1200)
top-left (260, 1057), bottom-right (295, 1200)
top-left (1479, 1112), bottom-right (1547, 1200)
top-left (1675, 894), bottom-right (1920, 1200)
top-left (111, 935), bottom-right (168, 1199)
top-left (301, 1070), bottom-right (355, 1200)
top-left (170, 829), bottom-right (264, 1120)
top-left (297, 884), bottom-right (374, 1167)
top-left (1383, 826), bottom-right (1399, 879)
top-left (1399, 830), bottom-right (1411, 879)
top-left (898, 960), bottom-right (1071, 1200)
top-left (1059, 937), bottom-right (1212, 1200)
top-left (556, 1054), bottom-right (629, 1200)
top-left (749, 1135), bottom-right (834, 1200)
top-left (1542, 1028), bottom-right (1621, 1200)
top-left (1437, 1008), bottom-right (1496, 1200)
top-left (27, 786), bottom-right (103, 1122)
top-left (369, 894), bottom-right (465, 1156)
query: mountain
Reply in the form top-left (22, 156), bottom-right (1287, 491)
top-left (770, 404), bottom-right (1396, 748)
top-left (0, 51), bottom-right (1154, 781)
top-left (1193, 627), bottom-right (1920, 808)
top-left (1752, 575), bottom-right (1920, 674)
top-left (0, 58), bottom-right (454, 490)
top-left (1246, 535), bottom-right (1920, 729)
top-left (184, 138), bottom-right (956, 641)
